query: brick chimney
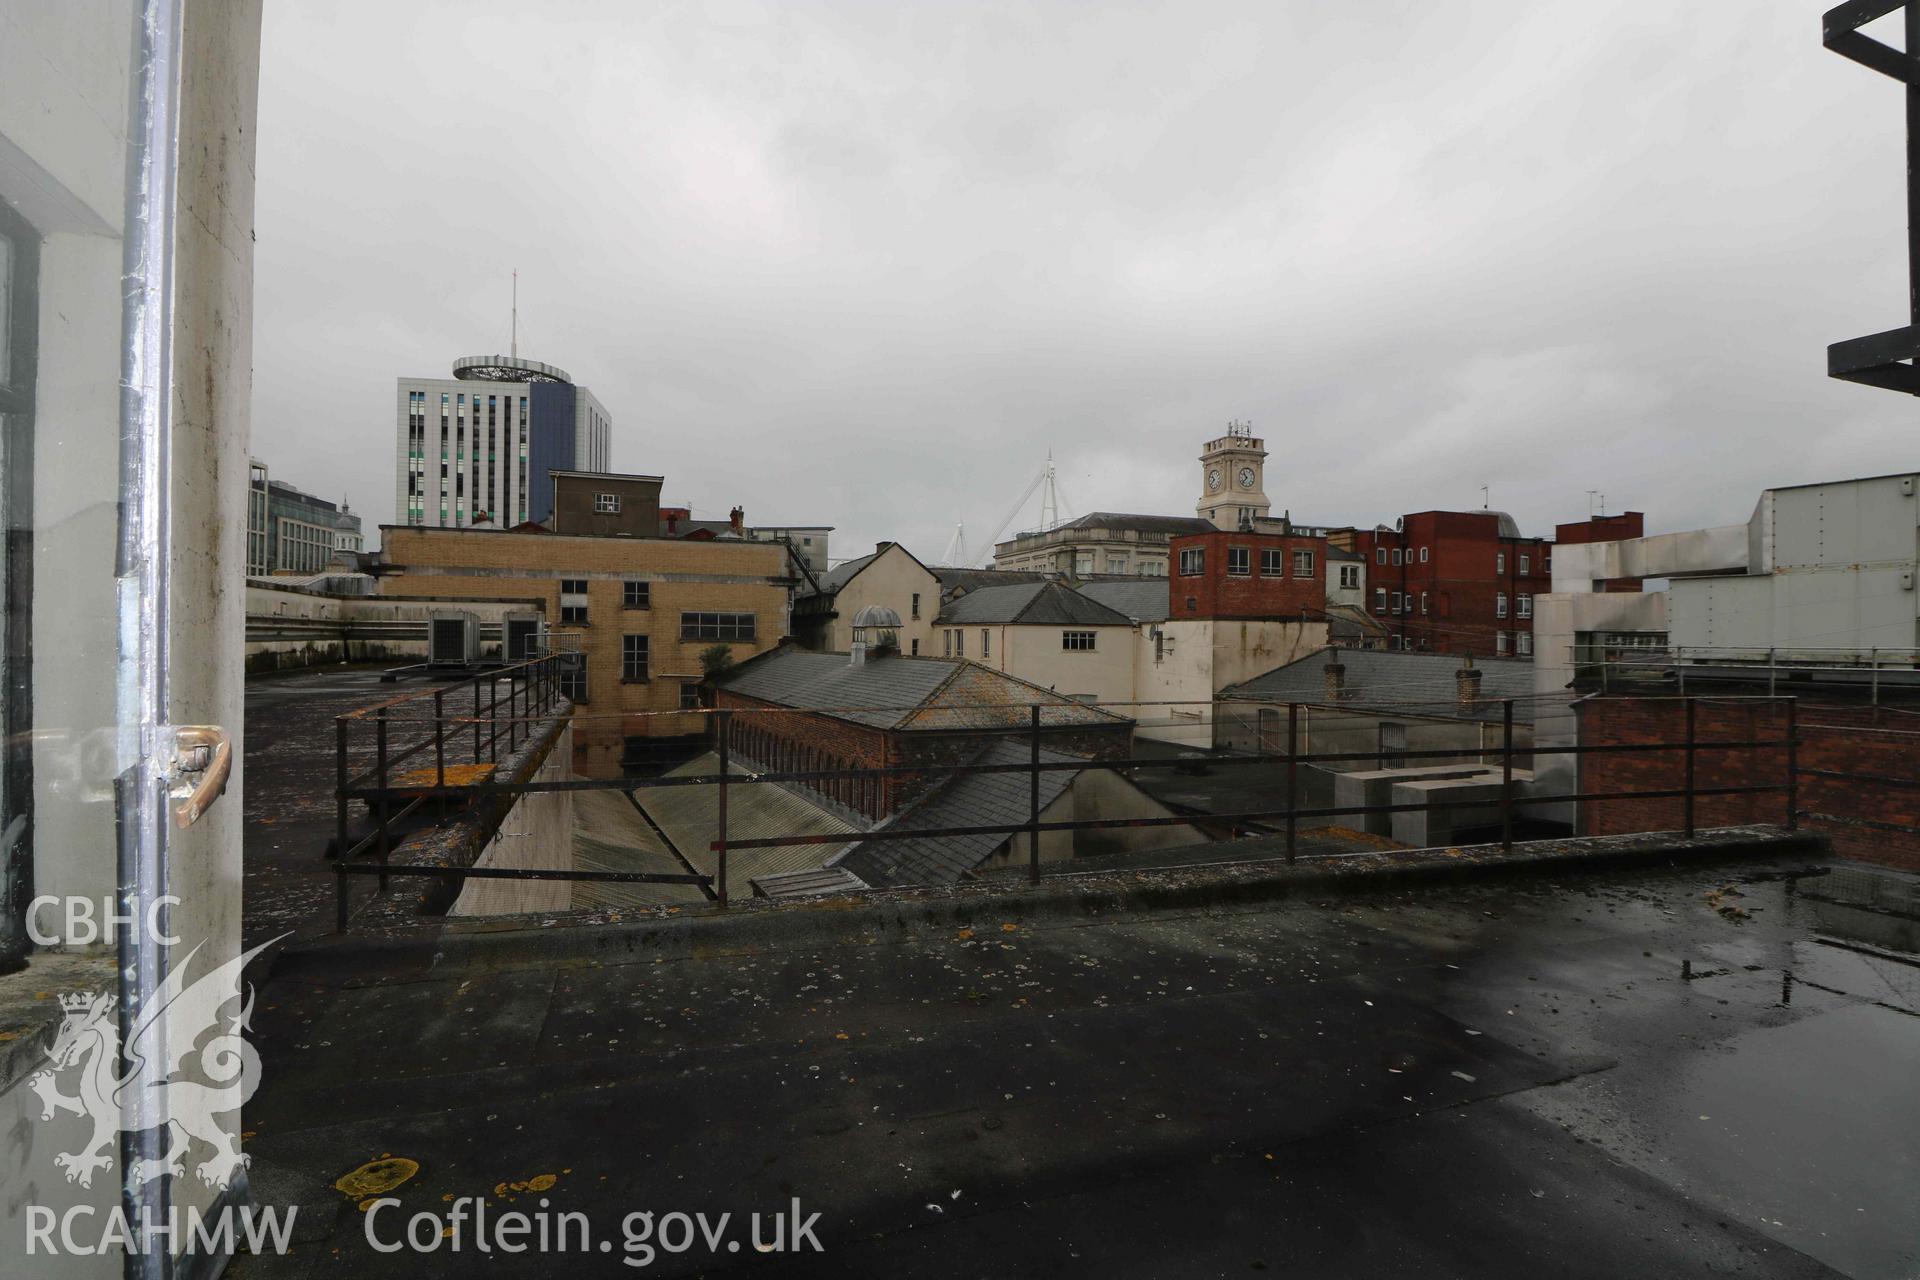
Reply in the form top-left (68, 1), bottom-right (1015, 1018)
top-left (729, 506), bottom-right (744, 534)
top-left (1324, 658), bottom-right (1347, 701)
top-left (1456, 655), bottom-right (1482, 712)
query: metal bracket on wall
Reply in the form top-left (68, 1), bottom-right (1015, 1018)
top-left (1825, 1), bottom-right (1920, 393)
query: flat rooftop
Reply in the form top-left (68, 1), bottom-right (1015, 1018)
top-left (232, 853), bottom-right (1917, 1278)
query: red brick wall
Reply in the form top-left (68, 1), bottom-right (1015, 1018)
top-left (713, 692), bottom-right (1135, 819)
top-left (1576, 696), bottom-right (1920, 871)
top-left (1351, 512), bottom-right (1552, 656)
top-left (1169, 530), bottom-right (1325, 621)
top-left (715, 692), bottom-right (895, 817)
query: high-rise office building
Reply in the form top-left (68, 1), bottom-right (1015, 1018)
top-left (395, 354), bottom-right (611, 529)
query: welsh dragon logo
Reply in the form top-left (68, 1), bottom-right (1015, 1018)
top-left (28, 938), bottom-right (281, 1190)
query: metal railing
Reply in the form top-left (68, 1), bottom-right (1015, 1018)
top-left (1577, 644), bottom-right (1920, 701)
top-left (325, 691), bottom-right (1837, 932)
top-left (331, 642), bottom-right (709, 929)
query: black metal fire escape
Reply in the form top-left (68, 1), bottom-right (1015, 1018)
top-left (1825, 1), bottom-right (1920, 393)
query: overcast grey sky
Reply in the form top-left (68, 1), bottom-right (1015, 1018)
top-left (253, 1), bottom-right (1914, 564)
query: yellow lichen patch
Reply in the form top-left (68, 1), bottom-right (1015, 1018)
top-left (496, 1173), bottom-right (561, 1195)
top-left (335, 1157), bottom-right (420, 1198)
top-left (1000, 923), bottom-right (1018, 933)
top-left (388, 762), bottom-right (495, 791)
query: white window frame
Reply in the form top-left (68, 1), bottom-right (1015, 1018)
top-left (1062, 630), bottom-right (1097, 652)
top-left (594, 492), bottom-right (621, 513)
top-left (1496, 593), bottom-right (1509, 619)
top-left (1292, 548), bottom-right (1314, 578)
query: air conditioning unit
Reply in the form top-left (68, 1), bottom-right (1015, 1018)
top-left (428, 611), bottom-right (482, 667)
top-left (504, 612), bottom-right (543, 661)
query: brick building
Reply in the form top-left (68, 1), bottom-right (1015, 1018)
top-left (1167, 528), bottom-right (1327, 621)
top-left (376, 524), bottom-right (795, 776)
top-left (1333, 511), bottom-right (1553, 657)
top-left (714, 646), bottom-right (1134, 820)
top-left (1576, 692), bottom-right (1920, 872)
top-left (550, 469), bottom-right (663, 538)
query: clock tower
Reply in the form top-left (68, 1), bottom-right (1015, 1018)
top-left (1197, 421), bottom-right (1271, 529)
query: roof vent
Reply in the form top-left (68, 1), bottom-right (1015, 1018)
top-left (849, 604), bottom-right (903, 667)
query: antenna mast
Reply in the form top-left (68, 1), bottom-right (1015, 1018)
top-left (511, 269), bottom-right (518, 357)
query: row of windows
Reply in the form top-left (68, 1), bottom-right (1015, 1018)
top-left (1179, 546), bottom-right (1316, 578)
top-left (1373, 589), bottom-right (1534, 618)
top-left (1373, 545), bottom-right (1545, 575)
top-left (1379, 632), bottom-right (1536, 656)
top-left (942, 628), bottom-right (1096, 656)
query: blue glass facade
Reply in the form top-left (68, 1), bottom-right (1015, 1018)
top-left (527, 381), bottom-right (577, 524)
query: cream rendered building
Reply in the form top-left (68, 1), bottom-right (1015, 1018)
top-left (794, 542), bottom-right (941, 654)
top-left (937, 582), bottom-right (1138, 706)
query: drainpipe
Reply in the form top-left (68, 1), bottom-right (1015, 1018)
top-left (116, 2), bottom-right (185, 1275)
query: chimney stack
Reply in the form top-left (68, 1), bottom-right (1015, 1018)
top-left (1456, 654), bottom-right (1482, 712)
top-left (1324, 658), bottom-right (1347, 701)
top-left (850, 640), bottom-right (868, 668)
top-left (730, 506), bottom-right (744, 534)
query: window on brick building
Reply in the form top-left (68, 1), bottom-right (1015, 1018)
top-left (623, 580), bottom-right (650, 609)
top-left (1292, 548), bottom-right (1314, 578)
top-left (1375, 547), bottom-right (1387, 565)
top-left (1179, 547), bottom-right (1204, 575)
top-left (1420, 591), bottom-right (1429, 614)
top-left (681, 611), bottom-right (755, 641)
top-left (1496, 631), bottom-right (1509, 655)
top-left (1496, 593), bottom-right (1508, 619)
top-left (560, 663), bottom-right (588, 703)
top-left (1390, 591), bottom-right (1402, 613)
top-left (1260, 548), bottom-right (1283, 576)
top-left (622, 634), bottom-right (649, 681)
top-left (1496, 552), bottom-right (1506, 573)
top-left (1374, 587), bottom-right (1387, 614)
top-left (1419, 547), bottom-right (1429, 563)
top-left (1517, 632), bottom-right (1533, 656)
top-left (679, 681), bottom-right (701, 711)
top-left (594, 492), bottom-right (621, 513)
top-left (1518, 594), bottom-right (1532, 618)
top-left (1519, 554), bottom-right (1530, 575)
top-left (1228, 547), bottom-right (1250, 576)
top-left (1062, 630), bottom-right (1097, 651)
top-left (1391, 548), bottom-right (1402, 566)
top-left (560, 579), bottom-right (589, 624)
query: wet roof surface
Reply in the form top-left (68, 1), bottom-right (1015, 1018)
top-left (235, 856), bottom-right (1916, 1279)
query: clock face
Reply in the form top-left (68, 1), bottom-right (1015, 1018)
top-left (1207, 468), bottom-right (1222, 492)
top-left (1238, 466), bottom-right (1256, 489)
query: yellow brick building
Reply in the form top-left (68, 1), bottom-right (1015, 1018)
top-left (378, 526), bottom-right (796, 776)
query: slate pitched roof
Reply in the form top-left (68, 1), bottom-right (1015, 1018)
top-left (721, 650), bottom-right (960, 728)
top-left (719, 648), bottom-right (1131, 731)
top-left (812, 550), bottom-right (879, 594)
top-left (937, 581), bottom-right (1133, 627)
top-left (1074, 580), bottom-right (1172, 623)
top-left (932, 566), bottom-right (1049, 597)
top-left (1047, 512), bottom-right (1216, 536)
top-left (833, 741), bottom-right (1082, 887)
top-left (1221, 649), bottom-right (1536, 724)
